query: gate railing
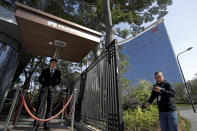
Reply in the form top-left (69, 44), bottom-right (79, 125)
top-left (73, 40), bottom-right (124, 131)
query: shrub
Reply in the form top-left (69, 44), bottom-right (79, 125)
top-left (124, 105), bottom-right (160, 131)
top-left (123, 79), bottom-right (191, 131)
top-left (123, 80), bottom-right (160, 131)
top-left (123, 80), bottom-right (152, 110)
top-left (123, 97), bottom-right (142, 110)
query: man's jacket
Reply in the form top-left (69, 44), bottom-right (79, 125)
top-left (148, 80), bottom-right (177, 112)
top-left (38, 68), bottom-right (61, 88)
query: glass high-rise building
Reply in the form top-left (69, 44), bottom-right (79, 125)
top-left (119, 19), bottom-right (184, 86)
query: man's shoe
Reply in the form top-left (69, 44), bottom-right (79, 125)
top-left (30, 125), bottom-right (38, 131)
top-left (43, 126), bottom-right (50, 131)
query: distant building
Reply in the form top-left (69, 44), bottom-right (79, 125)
top-left (119, 19), bottom-right (184, 86)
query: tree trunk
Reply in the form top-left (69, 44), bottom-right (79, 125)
top-left (22, 57), bottom-right (43, 89)
top-left (103, 0), bottom-right (113, 47)
top-left (92, 1), bottom-right (101, 60)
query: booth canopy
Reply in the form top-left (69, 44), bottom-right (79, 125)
top-left (15, 2), bottom-right (102, 62)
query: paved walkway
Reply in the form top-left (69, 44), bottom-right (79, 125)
top-left (0, 118), bottom-right (72, 131)
top-left (178, 107), bottom-right (197, 131)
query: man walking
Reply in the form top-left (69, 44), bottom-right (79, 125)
top-left (32, 58), bottom-right (61, 131)
top-left (145, 71), bottom-right (178, 131)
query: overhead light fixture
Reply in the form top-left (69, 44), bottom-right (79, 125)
top-left (49, 41), bottom-right (53, 45)
top-left (54, 40), bottom-right (67, 48)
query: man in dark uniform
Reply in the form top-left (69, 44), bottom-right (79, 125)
top-left (145, 71), bottom-right (178, 131)
top-left (32, 58), bottom-right (61, 131)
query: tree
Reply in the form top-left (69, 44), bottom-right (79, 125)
top-left (174, 82), bottom-right (189, 104)
top-left (57, 0), bottom-right (172, 44)
top-left (56, 60), bottom-right (80, 89)
top-left (1, 0), bottom-right (172, 44)
top-left (119, 48), bottom-right (131, 91)
top-left (55, 0), bottom-right (173, 89)
top-left (0, 0), bottom-right (173, 90)
top-left (175, 78), bottom-right (197, 104)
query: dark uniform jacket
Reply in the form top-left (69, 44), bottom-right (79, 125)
top-left (38, 68), bottom-right (61, 88)
top-left (148, 80), bottom-right (177, 112)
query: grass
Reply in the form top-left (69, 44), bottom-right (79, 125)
top-left (177, 111), bottom-right (191, 131)
top-left (179, 115), bottom-right (191, 131)
top-left (176, 104), bottom-right (197, 108)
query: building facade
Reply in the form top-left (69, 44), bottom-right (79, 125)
top-left (0, 5), bottom-right (21, 114)
top-left (119, 19), bottom-right (184, 86)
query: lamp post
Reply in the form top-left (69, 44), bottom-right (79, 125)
top-left (177, 47), bottom-right (196, 113)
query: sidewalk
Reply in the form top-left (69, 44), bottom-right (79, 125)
top-left (0, 118), bottom-right (72, 131)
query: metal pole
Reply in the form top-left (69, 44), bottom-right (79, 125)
top-left (61, 97), bottom-right (65, 125)
top-left (14, 98), bottom-right (24, 127)
top-left (0, 86), bottom-right (11, 115)
top-left (3, 86), bottom-right (21, 131)
top-left (71, 89), bottom-right (78, 131)
top-left (177, 54), bottom-right (196, 113)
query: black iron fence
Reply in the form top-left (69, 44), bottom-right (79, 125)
top-left (73, 40), bottom-right (124, 131)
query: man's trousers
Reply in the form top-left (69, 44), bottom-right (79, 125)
top-left (34, 86), bottom-right (54, 127)
top-left (159, 110), bottom-right (178, 131)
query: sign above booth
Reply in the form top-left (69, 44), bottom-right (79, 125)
top-left (15, 2), bottom-right (102, 62)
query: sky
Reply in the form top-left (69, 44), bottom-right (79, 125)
top-left (116, 0), bottom-right (197, 81)
top-left (164, 0), bottom-right (197, 80)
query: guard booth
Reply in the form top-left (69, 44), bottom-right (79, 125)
top-left (0, 2), bottom-right (124, 131)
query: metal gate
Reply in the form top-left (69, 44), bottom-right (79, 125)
top-left (73, 40), bottom-right (124, 131)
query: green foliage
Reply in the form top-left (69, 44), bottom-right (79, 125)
top-left (123, 80), bottom-right (191, 131)
top-left (175, 78), bottom-right (197, 104)
top-left (57, 60), bottom-right (81, 88)
top-left (66, 0), bottom-right (172, 38)
top-left (174, 82), bottom-right (189, 104)
top-left (122, 80), bottom-right (153, 110)
top-left (124, 105), bottom-right (159, 131)
top-left (179, 115), bottom-right (191, 131)
top-left (120, 75), bottom-right (131, 91)
top-left (123, 80), bottom-right (160, 131)
top-left (187, 78), bottom-right (197, 103)
top-left (118, 46), bottom-right (132, 91)
top-left (0, 0), bottom-right (173, 82)
top-left (124, 106), bottom-right (191, 131)
top-left (131, 80), bottom-right (152, 104)
top-left (111, 0), bottom-right (172, 36)
top-left (0, 0), bottom-right (173, 63)
top-left (0, 0), bottom-right (14, 10)
top-left (123, 97), bottom-right (141, 110)
top-left (0, 0), bottom-right (172, 39)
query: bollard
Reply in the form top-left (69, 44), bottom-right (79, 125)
top-left (14, 97), bottom-right (24, 126)
top-left (60, 87), bottom-right (67, 125)
top-left (71, 89), bottom-right (78, 131)
top-left (3, 86), bottom-right (21, 131)
top-left (60, 97), bottom-right (65, 125)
